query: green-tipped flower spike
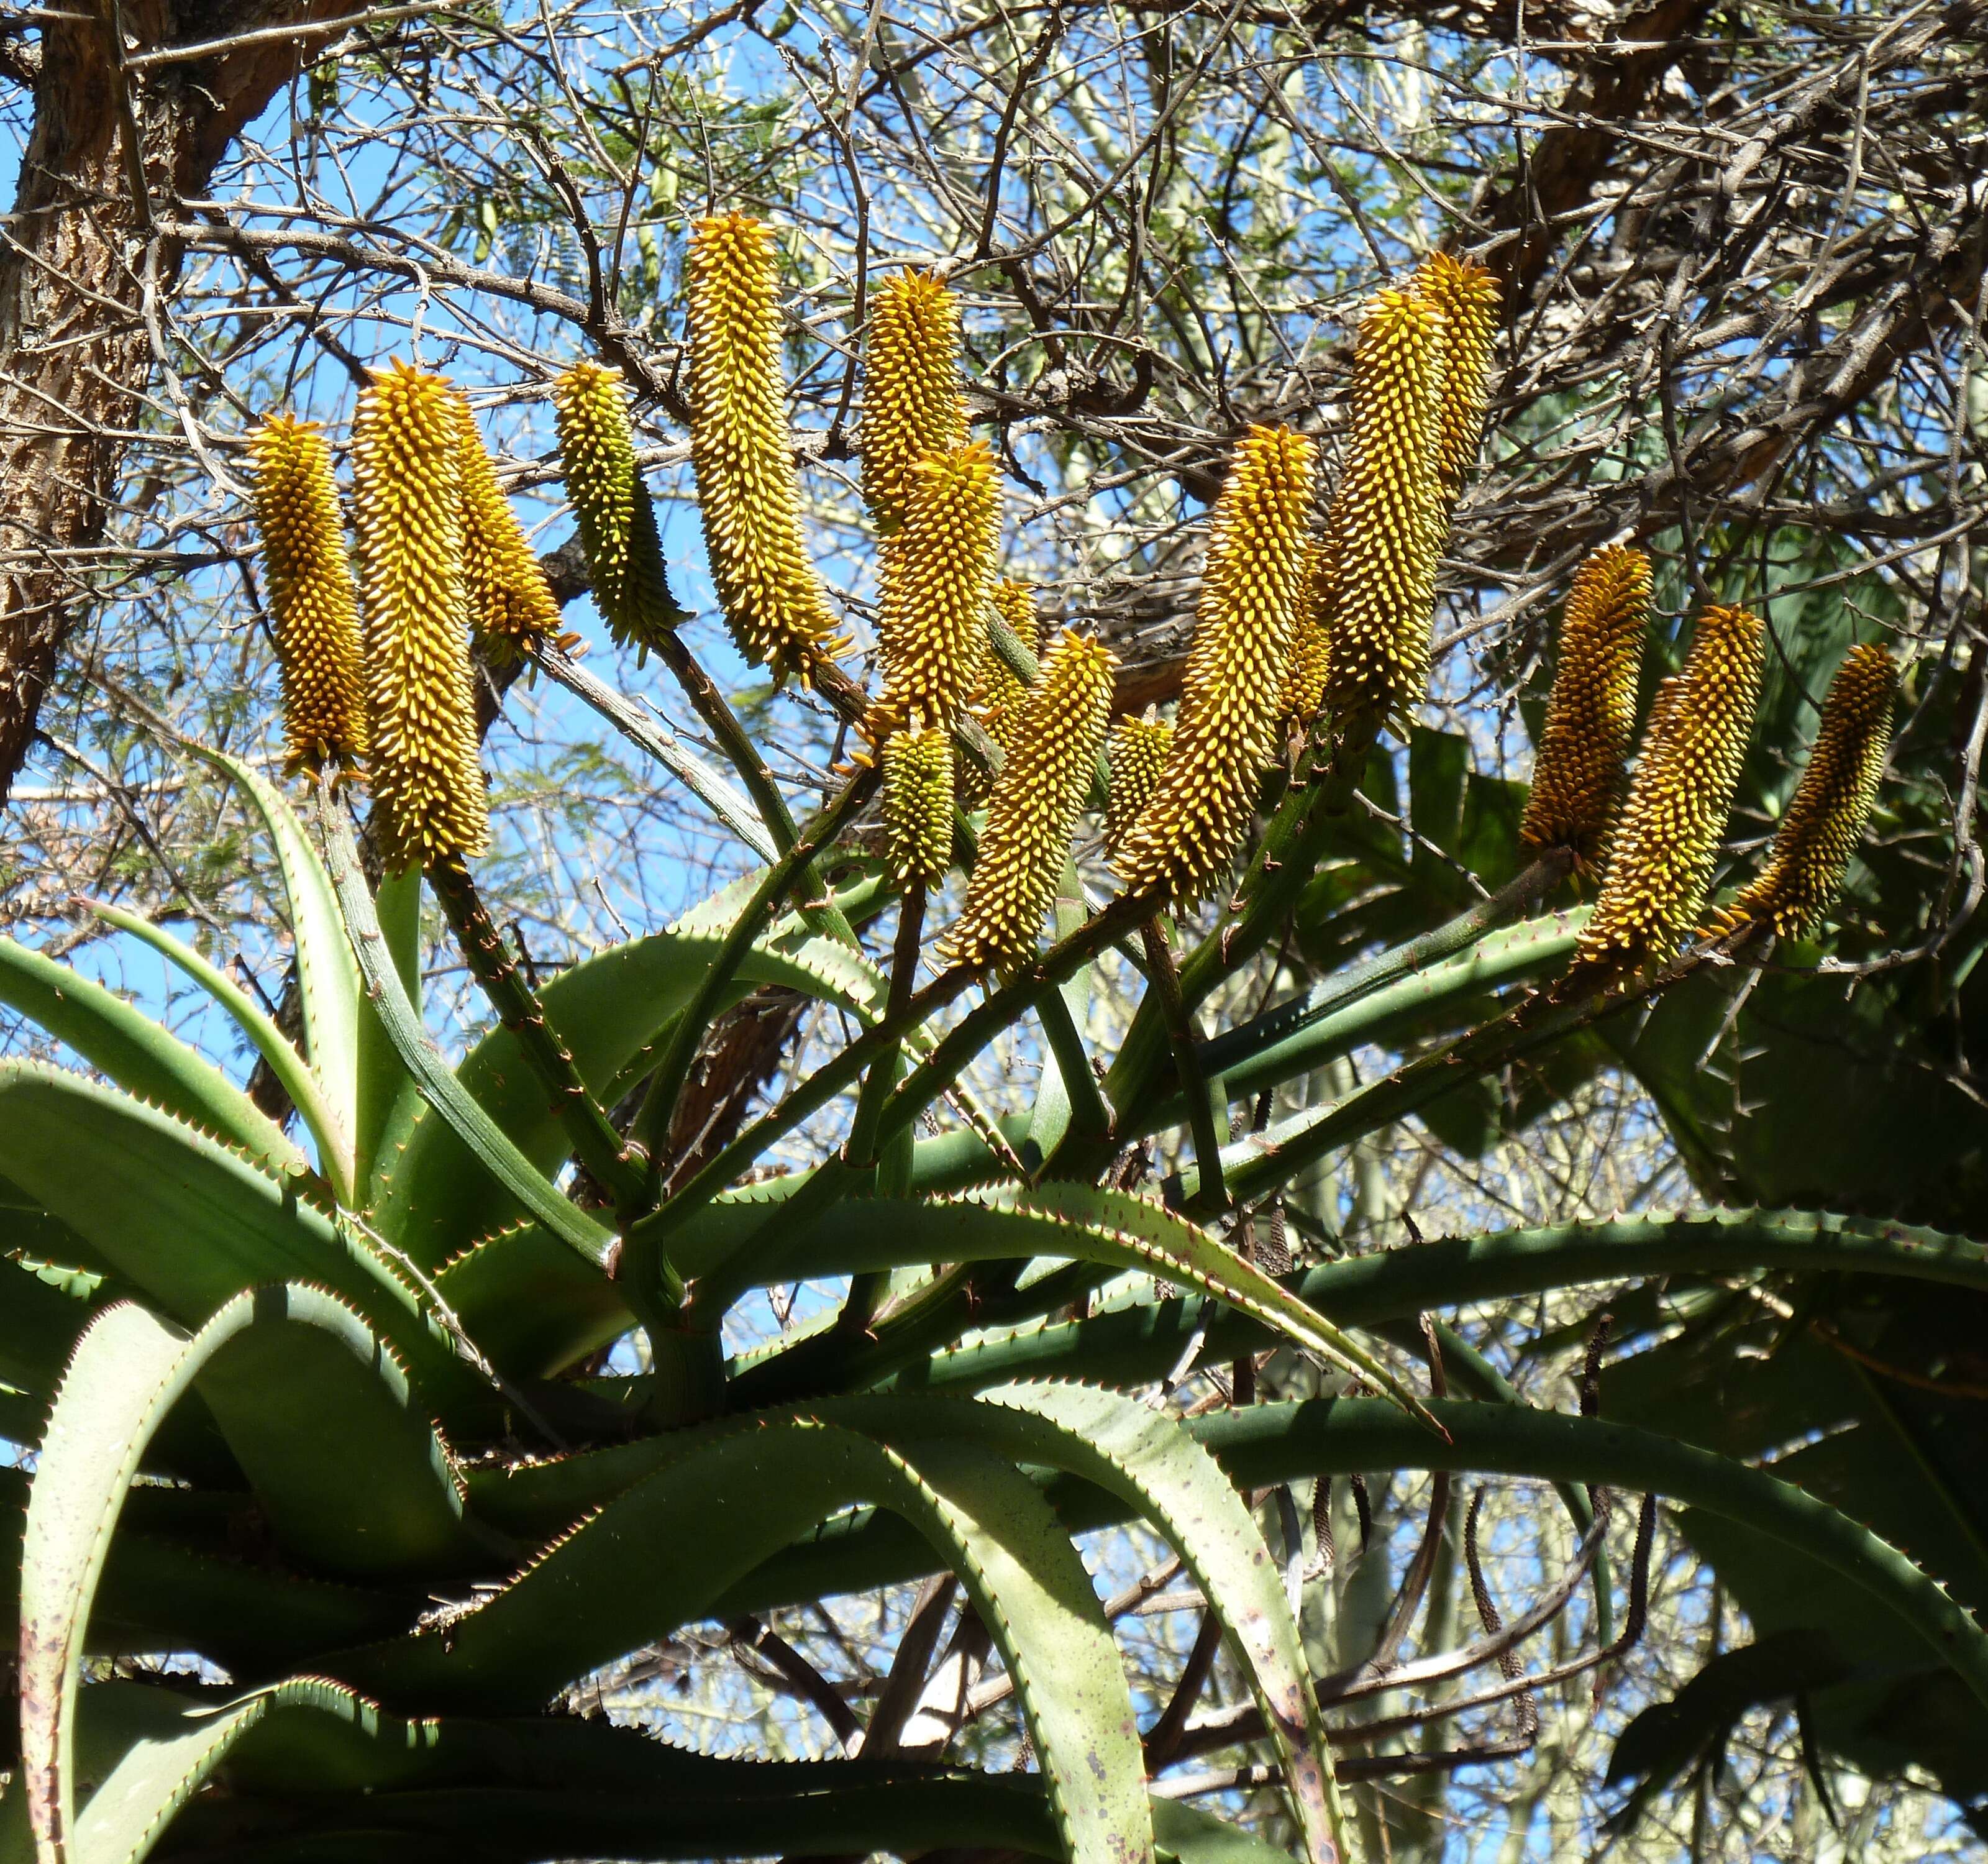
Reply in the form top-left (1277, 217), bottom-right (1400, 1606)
top-left (1278, 536), bottom-right (1338, 725)
top-left (1415, 250), bottom-right (1502, 498)
top-left (248, 415), bottom-right (368, 777)
top-left (977, 578), bottom-right (1041, 757)
top-left (453, 392), bottom-right (563, 660)
top-left (1575, 604), bottom-right (1765, 975)
top-left (1519, 545), bottom-right (1654, 870)
top-left (871, 441), bottom-right (1001, 742)
top-left (862, 270), bottom-right (967, 531)
top-left (551, 360), bottom-right (683, 656)
top-left (1320, 288), bottom-right (1448, 729)
top-left (687, 213), bottom-right (844, 685)
top-left (1113, 424), bottom-right (1316, 905)
top-left (1106, 710), bottom-right (1174, 854)
top-left (946, 630), bottom-right (1118, 971)
top-left (880, 716), bottom-right (955, 889)
top-left (352, 360), bottom-right (490, 872)
top-left (1708, 644), bottom-right (1897, 942)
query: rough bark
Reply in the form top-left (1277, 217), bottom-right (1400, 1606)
top-left (0, 0), bottom-right (367, 805)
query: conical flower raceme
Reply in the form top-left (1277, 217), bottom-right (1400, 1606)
top-left (880, 716), bottom-right (955, 890)
top-left (351, 360), bottom-right (490, 872)
top-left (1106, 711), bottom-right (1174, 853)
top-left (1707, 644), bottom-right (1897, 942)
top-left (978, 578), bottom-right (1041, 754)
top-left (945, 630), bottom-right (1117, 971)
top-left (861, 270), bottom-right (967, 530)
top-left (1519, 546), bottom-right (1654, 870)
top-left (551, 360), bottom-right (683, 656)
top-left (870, 442), bottom-right (1001, 744)
top-left (454, 392), bottom-right (563, 660)
top-left (686, 214), bottom-right (844, 685)
top-left (248, 415), bottom-right (367, 776)
top-left (1278, 534), bottom-right (1338, 725)
top-left (1113, 425), bottom-right (1316, 905)
top-left (1415, 251), bottom-right (1501, 499)
top-left (1574, 604), bottom-right (1765, 976)
top-left (1320, 288), bottom-right (1448, 730)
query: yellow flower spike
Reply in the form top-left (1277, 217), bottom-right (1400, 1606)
top-left (1278, 536), bottom-right (1338, 725)
top-left (453, 391), bottom-right (563, 660)
top-left (1106, 710), bottom-right (1174, 854)
top-left (1708, 644), bottom-right (1897, 942)
top-left (1320, 288), bottom-right (1448, 731)
top-left (1113, 424), bottom-right (1316, 905)
top-left (248, 415), bottom-right (367, 777)
top-left (992, 577), bottom-right (1042, 656)
top-left (945, 629), bottom-right (1117, 971)
top-left (1519, 546), bottom-right (1654, 870)
top-left (872, 441), bottom-right (1002, 741)
top-left (686, 213), bottom-right (843, 685)
top-left (1574, 603), bottom-right (1766, 976)
top-left (1415, 250), bottom-right (1502, 498)
top-left (551, 360), bottom-right (683, 656)
top-left (861, 270), bottom-right (967, 530)
top-left (880, 717), bottom-right (955, 890)
top-left (352, 359), bottom-right (490, 873)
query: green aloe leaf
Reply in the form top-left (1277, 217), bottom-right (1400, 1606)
top-left (18, 1284), bottom-right (496, 1863)
top-left (337, 1417), bottom-right (1153, 1864)
top-left (83, 898), bottom-right (355, 1202)
top-left (0, 936), bottom-right (308, 1184)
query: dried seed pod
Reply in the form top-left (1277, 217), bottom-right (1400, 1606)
top-left (551, 360), bottom-right (683, 655)
top-left (945, 629), bottom-right (1117, 971)
top-left (1575, 604), bottom-right (1766, 975)
top-left (1106, 711), bottom-right (1174, 853)
top-left (871, 442), bottom-right (1001, 741)
top-left (454, 392), bottom-right (563, 660)
top-left (1278, 534), bottom-right (1339, 726)
top-left (1519, 546), bottom-right (1654, 870)
top-left (861, 270), bottom-right (967, 530)
top-left (880, 717), bottom-right (955, 889)
top-left (686, 213), bottom-right (843, 684)
top-left (1320, 288), bottom-right (1448, 729)
top-left (352, 360), bottom-right (489, 872)
top-left (1113, 425), bottom-right (1316, 905)
top-left (248, 415), bottom-right (367, 776)
top-left (1707, 644), bottom-right (1897, 941)
top-left (1415, 251), bottom-right (1502, 498)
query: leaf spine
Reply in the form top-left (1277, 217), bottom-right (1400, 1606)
top-left (352, 360), bottom-right (490, 872)
top-left (944, 629), bottom-right (1116, 971)
top-left (880, 716), bottom-right (955, 889)
top-left (1112, 424), bottom-right (1316, 905)
top-left (551, 360), bottom-right (683, 654)
top-left (1519, 545), bottom-right (1654, 869)
top-left (1574, 603), bottom-right (1766, 975)
top-left (1707, 643), bottom-right (1896, 941)
top-left (453, 391), bottom-right (563, 660)
top-left (686, 214), bottom-right (844, 684)
top-left (249, 415), bottom-right (368, 776)
top-left (860, 269), bottom-right (967, 529)
top-left (1320, 288), bottom-right (1448, 731)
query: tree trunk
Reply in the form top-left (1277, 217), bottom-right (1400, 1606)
top-left (0, 0), bottom-right (363, 804)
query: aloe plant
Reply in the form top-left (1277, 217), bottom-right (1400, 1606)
top-left (0, 234), bottom-right (1975, 1864)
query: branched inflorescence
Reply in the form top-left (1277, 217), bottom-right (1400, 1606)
top-left (1575, 605), bottom-right (1766, 975)
top-left (1519, 546), bottom-right (1654, 870)
top-left (946, 630), bottom-right (1117, 970)
top-left (551, 360), bottom-right (683, 656)
top-left (861, 270), bottom-right (967, 531)
top-left (1320, 290), bottom-right (1448, 729)
top-left (1416, 251), bottom-right (1502, 500)
top-left (248, 416), bottom-right (367, 776)
top-left (880, 719), bottom-right (955, 890)
top-left (1106, 711), bottom-right (1174, 854)
top-left (1708, 643), bottom-right (1897, 941)
top-left (454, 391), bottom-right (563, 660)
top-left (1113, 425), bottom-right (1315, 905)
top-left (351, 360), bottom-right (489, 872)
top-left (686, 214), bottom-right (844, 685)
